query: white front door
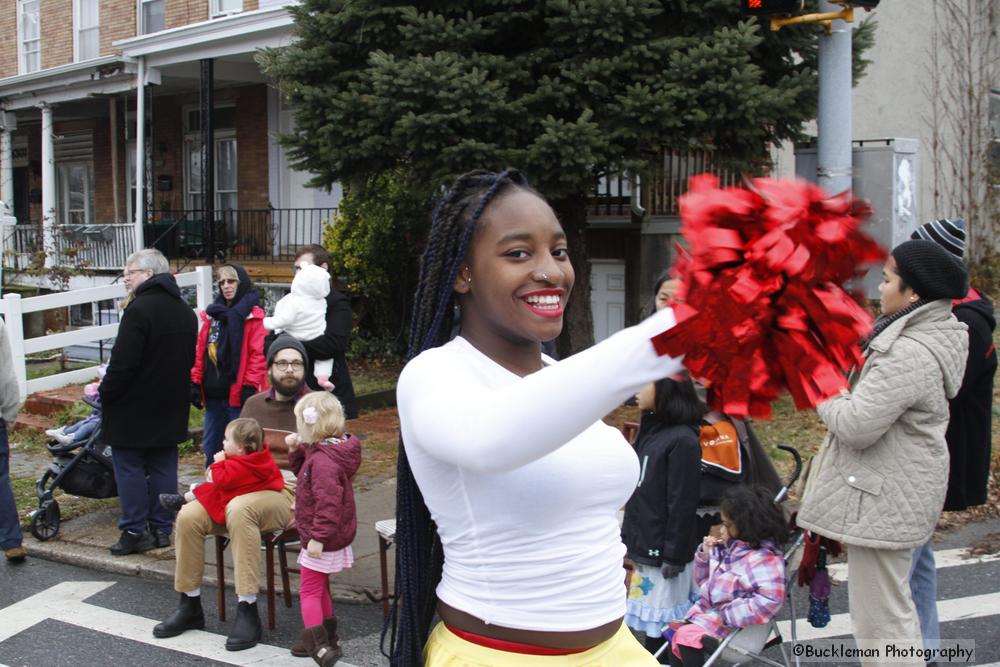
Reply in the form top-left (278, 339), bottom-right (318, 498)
top-left (590, 259), bottom-right (626, 343)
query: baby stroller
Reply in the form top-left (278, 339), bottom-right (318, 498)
top-left (30, 395), bottom-right (117, 541)
top-left (655, 444), bottom-right (806, 667)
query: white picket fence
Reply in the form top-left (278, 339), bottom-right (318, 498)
top-left (0, 266), bottom-right (214, 402)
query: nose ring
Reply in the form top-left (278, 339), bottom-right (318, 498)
top-left (538, 272), bottom-right (550, 282)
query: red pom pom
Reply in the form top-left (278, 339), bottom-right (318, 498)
top-left (651, 175), bottom-right (886, 419)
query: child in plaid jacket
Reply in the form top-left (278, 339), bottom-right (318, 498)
top-left (666, 486), bottom-right (787, 666)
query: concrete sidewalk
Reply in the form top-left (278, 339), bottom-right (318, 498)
top-left (21, 475), bottom-right (398, 605)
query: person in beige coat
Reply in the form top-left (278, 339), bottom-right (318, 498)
top-left (1, 315), bottom-right (26, 563)
top-left (798, 240), bottom-right (970, 666)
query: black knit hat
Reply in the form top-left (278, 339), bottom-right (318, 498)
top-left (910, 218), bottom-right (966, 260)
top-left (266, 334), bottom-right (308, 367)
top-left (891, 240), bottom-right (968, 301)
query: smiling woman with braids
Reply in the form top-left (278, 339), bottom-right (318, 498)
top-left (385, 169), bottom-right (686, 666)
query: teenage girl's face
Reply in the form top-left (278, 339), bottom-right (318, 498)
top-left (879, 256), bottom-right (917, 316)
top-left (455, 189), bottom-right (575, 351)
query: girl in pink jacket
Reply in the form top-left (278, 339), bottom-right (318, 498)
top-left (286, 391), bottom-right (361, 666)
top-left (665, 485), bottom-right (787, 666)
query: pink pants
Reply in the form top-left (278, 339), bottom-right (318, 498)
top-left (299, 566), bottom-right (333, 627)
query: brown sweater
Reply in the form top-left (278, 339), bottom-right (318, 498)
top-left (240, 390), bottom-right (299, 433)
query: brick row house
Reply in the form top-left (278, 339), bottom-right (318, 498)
top-left (0, 0), bottom-right (338, 286)
top-left (0, 0), bottom-right (737, 340)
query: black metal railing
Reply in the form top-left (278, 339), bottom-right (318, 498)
top-left (146, 208), bottom-right (337, 262)
top-left (589, 148), bottom-right (742, 218)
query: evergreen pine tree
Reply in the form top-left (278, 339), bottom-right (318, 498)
top-left (260, 0), bottom-right (874, 353)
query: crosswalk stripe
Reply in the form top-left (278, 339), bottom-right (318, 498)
top-left (776, 591), bottom-right (1000, 641)
top-left (0, 581), bottom-right (361, 667)
top-left (827, 547), bottom-right (1000, 582)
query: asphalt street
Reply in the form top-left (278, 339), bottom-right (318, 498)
top-left (0, 558), bottom-right (390, 666)
top-left (2, 517), bottom-right (998, 666)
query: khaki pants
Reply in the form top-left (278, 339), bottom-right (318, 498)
top-left (847, 544), bottom-right (923, 667)
top-left (174, 488), bottom-right (293, 596)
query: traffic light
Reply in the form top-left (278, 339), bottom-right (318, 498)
top-left (740, 0), bottom-right (804, 15)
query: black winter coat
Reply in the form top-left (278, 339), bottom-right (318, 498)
top-left (265, 287), bottom-right (357, 419)
top-left (100, 273), bottom-right (198, 448)
top-left (944, 289), bottom-right (997, 511)
top-left (621, 415), bottom-right (702, 567)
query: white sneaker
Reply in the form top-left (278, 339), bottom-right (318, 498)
top-left (54, 433), bottom-right (75, 445)
top-left (45, 427), bottom-right (65, 439)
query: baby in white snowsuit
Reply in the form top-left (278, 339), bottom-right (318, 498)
top-left (263, 261), bottom-right (335, 391)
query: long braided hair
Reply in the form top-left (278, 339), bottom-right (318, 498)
top-left (381, 169), bottom-right (537, 665)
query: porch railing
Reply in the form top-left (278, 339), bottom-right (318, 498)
top-left (589, 148), bottom-right (743, 219)
top-left (2, 223), bottom-right (137, 272)
top-left (146, 208), bottom-right (336, 263)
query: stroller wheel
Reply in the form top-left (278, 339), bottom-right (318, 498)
top-left (30, 500), bottom-right (61, 541)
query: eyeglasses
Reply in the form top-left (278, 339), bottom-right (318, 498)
top-left (218, 279), bottom-right (239, 286)
top-left (122, 268), bottom-right (149, 277)
top-left (273, 360), bottom-right (305, 371)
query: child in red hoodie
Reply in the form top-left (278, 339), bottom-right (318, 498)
top-left (158, 417), bottom-right (284, 523)
top-left (286, 391), bottom-right (361, 666)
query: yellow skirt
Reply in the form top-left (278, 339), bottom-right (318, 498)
top-left (423, 621), bottom-right (659, 666)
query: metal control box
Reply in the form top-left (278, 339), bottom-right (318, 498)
top-left (795, 138), bottom-right (920, 298)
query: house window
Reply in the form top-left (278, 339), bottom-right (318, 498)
top-left (211, 0), bottom-right (243, 18)
top-left (184, 137), bottom-right (238, 212)
top-left (56, 162), bottom-right (94, 226)
top-left (74, 0), bottom-right (100, 61)
top-left (18, 0), bottom-right (40, 74)
top-left (183, 104), bottom-right (238, 212)
top-left (141, 0), bottom-right (165, 34)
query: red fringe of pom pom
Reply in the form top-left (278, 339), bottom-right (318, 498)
top-left (650, 175), bottom-right (886, 419)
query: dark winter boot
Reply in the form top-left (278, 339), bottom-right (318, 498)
top-left (322, 615), bottom-right (343, 662)
top-left (153, 593), bottom-right (205, 638)
top-left (299, 625), bottom-right (340, 667)
top-left (225, 600), bottom-right (263, 651)
top-left (290, 615), bottom-right (341, 657)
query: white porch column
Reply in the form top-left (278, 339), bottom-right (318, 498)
top-left (133, 56), bottom-right (146, 252)
top-left (0, 111), bottom-right (13, 216)
top-left (40, 103), bottom-right (56, 268)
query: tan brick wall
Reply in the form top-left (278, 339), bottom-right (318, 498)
top-left (40, 0), bottom-right (73, 70)
top-left (0, 6), bottom-right (16, 78)
top-left (152, 99), bottom-right (185, 212)
top-left (245, 0), bottom-right (259, 10)
top-left (147, 85), bottom-right (270, 215)
top-left (165, 0), bottom-right (208, 29)
top-left (101, 0), bottom-right (137, 56)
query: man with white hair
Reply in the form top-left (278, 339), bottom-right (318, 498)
top-left (100, 248), bottom-right (198, 555)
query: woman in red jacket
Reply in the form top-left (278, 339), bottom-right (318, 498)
top-left (287, 391), bottom-right (361, 666)
top-left (190, 264), bottom-right (268, 467)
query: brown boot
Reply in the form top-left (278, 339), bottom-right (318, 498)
top-left (298, 625), bottom-right (340, 667)
top-left (322, 615), bottom-right (343, 661)
top-left (290, 616), bottom-right (340, 658)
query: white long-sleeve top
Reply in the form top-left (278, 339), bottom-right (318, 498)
top-left (397, 307), bottom-right (685, 631)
